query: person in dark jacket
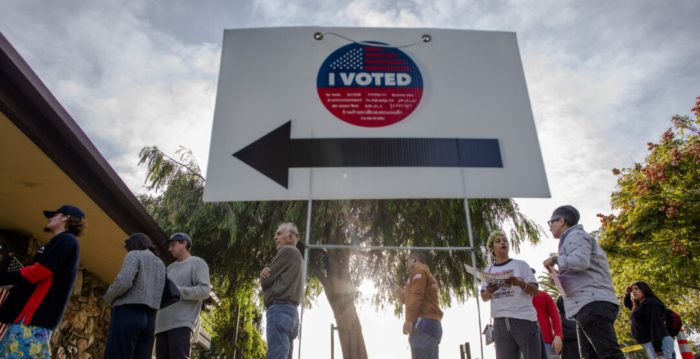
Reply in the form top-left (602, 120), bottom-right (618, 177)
top-left (0, 205), bottom-right (85, 359)
top-left (556, 295), bottom-right (597, 359)
top-left (103, 234), bottom-right (166, 359)
top-left (623, 281), bottom-right (675, 359)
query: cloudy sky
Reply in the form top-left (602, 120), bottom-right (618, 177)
top-left (2, 0), bottom-right (699, 358)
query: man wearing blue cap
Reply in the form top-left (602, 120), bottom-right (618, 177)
top-left (0, 205), bottom-right (85, 358)
top-left (155, 233), bottom-right (210, 359)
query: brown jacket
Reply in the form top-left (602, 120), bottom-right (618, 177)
top-left (396, 264), bottom-right (443, 322)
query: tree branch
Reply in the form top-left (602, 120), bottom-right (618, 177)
top-left (668, 281), bottom-right (700, 291)
top-left (159, 151), bottom-right (206, 182)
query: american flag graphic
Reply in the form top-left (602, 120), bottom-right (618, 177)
top-left (0, 255), bottom-right (22, 340)
top-left (329, 46), bottom-right (411, 72)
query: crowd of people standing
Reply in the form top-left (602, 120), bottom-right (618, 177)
top-left (0, 204), bottom-right (686, 359)
top-left (258, 204), bottom-right (686, 359)
top-left (0, 206), bottom-right (211, 359)
top-left (477, 205), bottom-right (680, 359)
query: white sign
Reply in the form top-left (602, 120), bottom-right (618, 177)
top-left (203, 27), bottom-right (550, 202)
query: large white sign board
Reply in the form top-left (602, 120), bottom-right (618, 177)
top-left (203, 27), bottom-right (550, 201)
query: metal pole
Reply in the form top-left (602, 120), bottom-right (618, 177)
top-left (460, 344), bottom-right (466, 359)
top-left (464, 342), bottom-right (471, 359)
top-left (456, 138), bottom-right (485, 359)
top-left (232, 304), bottom-right (240, 359)
top-left (464, 198), bottom-right (484, 359)
top-left (330, 324), bottom-right (336, 359)
top-left (297, 166), bottom-right (313, 359)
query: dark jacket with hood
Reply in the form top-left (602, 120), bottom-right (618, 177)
top-left (624, 294), bottom-right (670, 353)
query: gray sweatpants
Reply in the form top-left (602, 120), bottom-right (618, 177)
top-left (493, 317), bottom-right (543, 359)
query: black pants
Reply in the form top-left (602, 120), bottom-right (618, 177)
top-left (574, 301), bottom-right (625, 359)
top-left (155, 327), bottom-right (193, 359)
top-left (104, 304), bottom-right (156, 359)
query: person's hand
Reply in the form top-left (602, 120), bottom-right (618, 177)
top-left (504, 276), bottom-right (525, 289)
top-left (391, 283), bottom-right (400, 294)
top-left (485, 283), bottom-right (500, 294)
top-left (625, 285), bottom-right (632, 295)
top-left (543, 257), bottom-right (555, 269)
top-left (552, 336), bottom-right (562, 354)
top-left (260, 267), bottom-right (271, 278)
top-left (403, 321), bottom-right (413, 335)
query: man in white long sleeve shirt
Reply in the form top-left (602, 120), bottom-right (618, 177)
top-left (155, 233), bottom-right (211, 359)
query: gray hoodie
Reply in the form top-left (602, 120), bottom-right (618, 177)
top-left (557, 224), bottom-right (618, 318)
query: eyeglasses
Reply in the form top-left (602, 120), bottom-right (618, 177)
top-left (547, 218), bottom-right (561, 228)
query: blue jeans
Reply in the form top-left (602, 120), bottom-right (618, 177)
top-left (543, 342), bottom-right (558, 359)
top-left (409, 330), bottom-right (439, 359)
top-left (640, 336), bottom-right (675, 359)
top-left (266, 304), bottom-right (299, 359)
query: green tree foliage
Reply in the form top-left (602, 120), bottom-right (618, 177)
top-left (138, 147), bottom-right (267, 359)
top-left (598, 96), bottom-right (700, 341)
top-left (137, 146), bottom-right (544, 359)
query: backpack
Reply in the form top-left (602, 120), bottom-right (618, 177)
top-left (665, 309), bottom-right (682, 337)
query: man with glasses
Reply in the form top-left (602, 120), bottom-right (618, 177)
top-left (543, 205), bottom-right (624, 359)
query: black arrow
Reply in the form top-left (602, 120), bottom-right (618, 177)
top-left (233, 121), bottom-right (503, 188)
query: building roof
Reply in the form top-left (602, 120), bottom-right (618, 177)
top-left (0, 32), bottom-right (170, 282)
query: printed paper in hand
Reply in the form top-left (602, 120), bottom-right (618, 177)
top-left (546, 265), bottom-right (566, 296)
top-left (464, 264), bottom-right (514, 287)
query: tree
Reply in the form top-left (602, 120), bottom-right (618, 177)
top-left (598, 96), bottom-right (700, 340)
top-left (138, 146), bottom-right (544, 359)
top-left (138, 147), bottom-right (267, 359)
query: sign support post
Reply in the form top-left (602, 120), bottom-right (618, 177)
top-left (457, 134), bottom-right (485, 359)
top-left (205, 27), bottom-right (552, 358)
top-left (297, 167), bottom-right (313, 359)
top-left (464, 198), bottom-right (484, 359)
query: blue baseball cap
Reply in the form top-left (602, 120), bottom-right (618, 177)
top-left (43, 205), bottom-right (85, 219)
top-left (163, 232), bottom-right (192, 245)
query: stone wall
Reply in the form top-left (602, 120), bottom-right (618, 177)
top-left (24, 237), bottom-right (112, 359)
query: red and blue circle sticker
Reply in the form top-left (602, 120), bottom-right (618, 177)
top-left (317, 42), bottom-right (423, 128)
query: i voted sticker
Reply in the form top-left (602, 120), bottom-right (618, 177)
top-left (317, 42), bottom-right (423, 128)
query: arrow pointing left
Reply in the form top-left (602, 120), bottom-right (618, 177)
top-left (233, 121), bottom-right (503, 188)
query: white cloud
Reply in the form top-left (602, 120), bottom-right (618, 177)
top-left (344, 0), bottom-right (426, 27)
top-left (1, 0), bottom-right (221, 194)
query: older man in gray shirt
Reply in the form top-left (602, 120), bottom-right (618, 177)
top-left (155, 233), bottom-right (211, 359)
top-left (260, 222), bottom-right (303, 359)
top-left (544, 206), bottom-right (624, 359)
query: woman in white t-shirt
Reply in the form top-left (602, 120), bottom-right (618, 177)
top-left (480, 230), bottom-right (544, 359)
